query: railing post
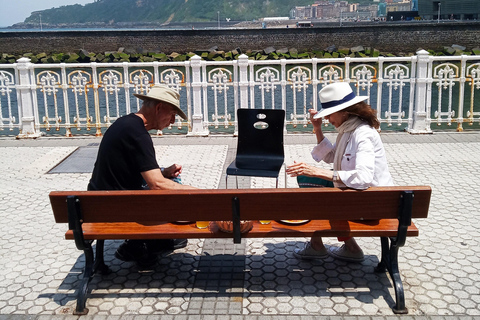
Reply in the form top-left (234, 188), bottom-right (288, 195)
top-left (16, 57), bottom-right (42, 139)
top-left (235, 54), bottom-right (249, 135)
top-left (407, 49), bottom-right (432, 134)
top-left (188, 55), bottom-right (209, 136)
top-left (238, 54), bottom-right (249, 109)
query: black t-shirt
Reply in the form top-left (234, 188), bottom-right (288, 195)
top-left (88, 113), bottom-right (160, 190)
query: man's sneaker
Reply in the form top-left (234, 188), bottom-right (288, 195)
top-left (293, 241), bottom-right (329, 260)
top-left (328, 244), bottom-right (365, 262)
top-left (145, 239), bottom-right (188, 254)
top-left (115, 240), bottom-right (157, 266)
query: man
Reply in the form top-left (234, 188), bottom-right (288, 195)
top-left (88, 84), bottom-right (196, 265)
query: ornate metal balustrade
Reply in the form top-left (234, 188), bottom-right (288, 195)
top-left (1, 50), bottom-right (480, 138)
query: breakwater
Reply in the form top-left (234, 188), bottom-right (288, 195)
top-left (1, 21), bottom-right (480, 56)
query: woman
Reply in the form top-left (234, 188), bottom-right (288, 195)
top-left (286, 82), bottom-right (394, 262)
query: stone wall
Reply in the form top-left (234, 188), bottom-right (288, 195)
top-left (1, 21), bottom-right (479, 55)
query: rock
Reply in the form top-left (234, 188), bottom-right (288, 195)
top-left (338, 47), bottom-right (350, 55)
top-left (443, 46), bottom-right (456, 55)
top-left (78, 49), bottom-right (89, 59)
top-left (472, 47), bottom-right (480, 55)
top-left (36, 52), bottom-right (47, 59)
top-left (263, 46), bottom-right (276, 54)
top-left (124, 48), bottom-right (137, 55)
top-left (173, 54), bottom-right (187, 61)
top-left (136, 47), bottom-right (148, 54)
top-left (325, 45), bottom-right (336, 53)
top-left (96, 53), bottom-right (105, 61)
top-left (119, 53), bottom-right (130, 60)
top-left (268, 52), bottom-right (279, 59)
top-left (152, 53), bottom-right (167, 61)
top-left (207, 52), bottom-right (217, 60)
top-left (351, 45), bottom-right (365, 53)
top-left (451, 44), bottom-right (466, 51)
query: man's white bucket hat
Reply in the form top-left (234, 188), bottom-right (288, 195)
top-left (313, 82), bottom-right (368, 119)
top-left (134, 85), bottom-right (187, 120)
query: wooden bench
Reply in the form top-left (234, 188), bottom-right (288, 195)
top-left (50, 186), bottom-right (431, 315)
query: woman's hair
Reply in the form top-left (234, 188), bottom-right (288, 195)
top-left (345, 101), bottom-right (380, 129)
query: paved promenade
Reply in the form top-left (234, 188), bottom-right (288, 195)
top-left (0, 131), bottom-right (479, 319)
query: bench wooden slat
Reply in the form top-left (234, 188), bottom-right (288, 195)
top-left (64, 219), bottom-right (419, 240)
top-left (50, 186), bottom-right (431, 223)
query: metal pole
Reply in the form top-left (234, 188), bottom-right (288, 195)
top-left (438, 3), bottom-right (441, 23)
top-left (218, 11), bottom-right (220, 28)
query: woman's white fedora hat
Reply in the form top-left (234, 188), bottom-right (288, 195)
top-left (313, 82), bottom-right (368, 119)
top-left (134, 85), bottom-right (187, 120)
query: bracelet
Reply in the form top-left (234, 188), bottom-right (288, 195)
top-left (332, 170), bottom-right (339, 183)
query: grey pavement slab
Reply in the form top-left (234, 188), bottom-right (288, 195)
top-left (0, 132), bottom-right (479, 318)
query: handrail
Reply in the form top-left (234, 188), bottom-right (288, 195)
top-left (1, 51), bottom-right (480, 138)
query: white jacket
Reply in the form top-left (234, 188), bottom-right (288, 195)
top-left (311, 123), bottom-right (394, 190)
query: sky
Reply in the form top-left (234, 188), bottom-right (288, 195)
top-left (0, 0), bottom-right (93, 27)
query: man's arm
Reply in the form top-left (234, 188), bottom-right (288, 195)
top-left (141, 168), bottom-right (197, 190)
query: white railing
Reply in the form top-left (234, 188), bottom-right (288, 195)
top-left (1, 50), bottom-right (480, 138)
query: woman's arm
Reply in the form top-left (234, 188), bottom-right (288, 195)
top-left (309, 109), bottom-right (324, 144)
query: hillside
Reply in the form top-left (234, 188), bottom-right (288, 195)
top-left (23, 0), bottom-right (322, 25)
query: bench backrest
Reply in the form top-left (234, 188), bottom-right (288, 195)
top-left (50, 186), bottom-right (431, 224)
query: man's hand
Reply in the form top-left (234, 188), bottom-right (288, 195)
top-left (162, 164), bottom-right (182, 179)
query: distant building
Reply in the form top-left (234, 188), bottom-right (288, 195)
top-left (411, 0), bottom-right (418, 10)
top-left (378, 2), bottom-right (387, 16)
top-left (418, 0), bottom-right (479, 20)
top-left (386, 0), bottom-right (412, 13)
top-left (291, 0), bottom-right (377, 20)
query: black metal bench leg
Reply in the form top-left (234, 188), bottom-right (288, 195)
top-left (388, 243), bottom-right (408, 314)
top-left (375, 237), bottom-right (389, 273)
top-left (375, 237), bottom-right (408, 314)
top-left (73, 243), bottom-right (94, 315)
top-left (94, 240), bottom-right (111, 275)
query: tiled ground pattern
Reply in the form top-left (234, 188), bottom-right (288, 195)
top-left (0, 135), bottom-right (479, 317)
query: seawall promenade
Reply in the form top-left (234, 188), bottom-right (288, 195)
top-left (1, 21), bottom-right (480, 55)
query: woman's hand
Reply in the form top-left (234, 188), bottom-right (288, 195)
top-left (309, 109), bottom-right (322, 129)
top-left (286, 161), bottom-right (333, 181)
top-left (309, 109), bottom-right (325, 143)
